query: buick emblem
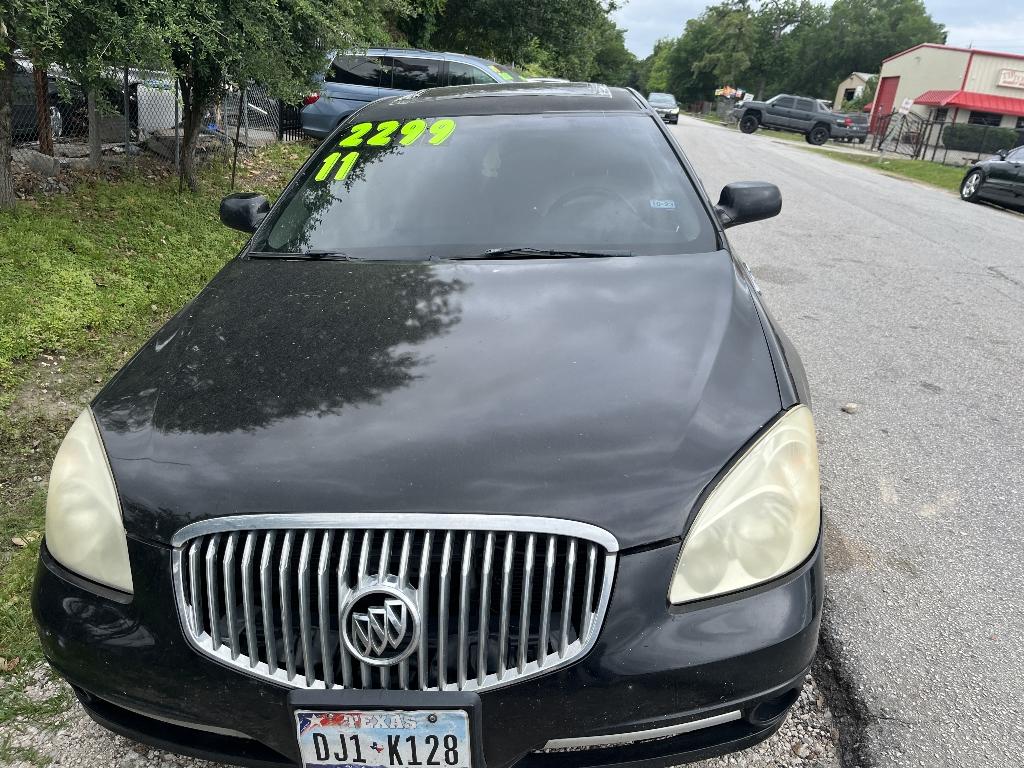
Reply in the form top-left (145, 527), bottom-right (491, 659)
top-left (341, 582), bottom-right (419, 666)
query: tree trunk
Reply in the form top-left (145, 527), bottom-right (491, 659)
top-left (87, 90), bottom-right (102, 168)
top-left (0, 46), bottom-right (15, 212)
top-left (34, 67), bottom-right (53, 155)
top-left (179, 75), bottom-right (206, 192)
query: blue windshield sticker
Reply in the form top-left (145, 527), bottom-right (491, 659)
top-left (650, 199), bottom-right (677, 209)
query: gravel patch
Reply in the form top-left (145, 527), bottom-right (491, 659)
top-left (690, 675), bottom-right (839, 768)
top-left (2, 668), bottom-right (837, 768)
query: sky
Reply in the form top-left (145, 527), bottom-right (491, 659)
top-left (611, 0), bottom-right (1024, 59)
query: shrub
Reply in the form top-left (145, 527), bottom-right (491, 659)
top-left (941, 123), bottom-right (1018, 153)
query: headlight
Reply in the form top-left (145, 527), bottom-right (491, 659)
top-left (671, 108), bottom-right (680, 114)
top-left (668, 406), bottom-right (819, 604)
top-left (45, 409), bottom-right (134, 593)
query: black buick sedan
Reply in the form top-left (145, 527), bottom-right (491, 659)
top-left (34, 82), bottom-right (822, 768)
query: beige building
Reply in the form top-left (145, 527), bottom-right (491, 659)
top-left (834, 72), bottom-right (875, 109)
top-left (869, 43), bottom-right (1024, 134)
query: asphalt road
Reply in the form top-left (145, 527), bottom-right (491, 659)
top-left (671, 115), bottom-right (1024, 767)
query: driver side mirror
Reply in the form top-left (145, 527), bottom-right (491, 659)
top-left (997, 149), bottom-right (1008, 160)
top-left (715, 182), bottom-right (782, 228)
top-left (220, 192), bottom-right (270, 233)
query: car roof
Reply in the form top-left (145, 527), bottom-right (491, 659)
top-left (358, 48), bottom-right (509, 68)
top-left (355, 81), bottom-right (647, 120)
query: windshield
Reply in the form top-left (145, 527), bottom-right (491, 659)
top-left (253, 112), bottom-right (716, 260)
top-left (486, 62), bottom-right (526, 82)
top-left (647, 93), bottom-right (677, 107)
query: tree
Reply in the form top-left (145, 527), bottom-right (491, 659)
top-left (407, 0), bottom-right (623, 80)
top-left (641, 0), bottom-right (945, 106)
top-left (640, 39), bottom-right (674, 94)
top-left (815, 0), bottom-right (945, 95)
top-left (55, 0), bottom-right (165, 171)
top-left (588, 17), bottom-right (636, 87)
top-left (2, 1), bottom-right (71, 210)
top-left (689, 1), bottom-right (758, 87)
top-left (749, 0), bottom-right (823, 98)
top-left (155, 0), bottom-right (426, 192)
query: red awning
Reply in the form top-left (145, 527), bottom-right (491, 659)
top-left (914, 89), bottom-right (1024, 118)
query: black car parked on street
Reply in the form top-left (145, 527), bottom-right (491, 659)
top-left (34, 82), bottom-right (822, 768)
top-left (960, 146), bottom-right (1024, 211)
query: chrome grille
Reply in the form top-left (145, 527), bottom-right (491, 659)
top-left (172, 514), bottom-right (618, 691)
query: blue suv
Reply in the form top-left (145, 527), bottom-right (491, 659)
top-left (300, 48), bottom-right (525, 138)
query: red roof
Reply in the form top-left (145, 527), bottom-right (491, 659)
top-left (914, 89), bottom-right (1024, 118)
top-left (884, 43), bottom-right (1024, 65)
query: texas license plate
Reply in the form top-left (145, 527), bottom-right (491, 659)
top-left (295, 709), bottom-right (472, 768)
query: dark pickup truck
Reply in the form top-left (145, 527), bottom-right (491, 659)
top-left (732, 94), bottom-right (868, 145)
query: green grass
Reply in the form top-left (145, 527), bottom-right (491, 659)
top-left (810, 148), bottom-right (965, 193)
top-left (0, 142), bottom-right (311, 408)
top-left (0, 142), bottom-right (313, 750)
top-left (752, 126), bottom-right (804, 143)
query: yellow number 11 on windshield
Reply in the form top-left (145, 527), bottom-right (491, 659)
top-left (314, 151), bottom-right (359, 182)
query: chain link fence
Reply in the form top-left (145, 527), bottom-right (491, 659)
top-left (10, 62), bottom-right (307, 181)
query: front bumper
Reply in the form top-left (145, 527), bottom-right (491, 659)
top-left (34, 534), bottom-right (822, 768)
top-left (654, 111), bottom-right (679, 124)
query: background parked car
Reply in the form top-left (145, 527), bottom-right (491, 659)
top-left (732, 94), bottom-right (859, 145)
top-left (960, 146), bottom-right (1024, 211)
top-left (829, 110), bottom-right (869, 143)
top-left (11, 57), bottom-right (86, 143)
top-left (646, 92), bottom-right (680, 124)
top-left (300, 48), bottom-right (526, 138)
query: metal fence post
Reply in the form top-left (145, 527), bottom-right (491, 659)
top-left (174, 78), bottom-right (180, 174)
top-left (231, 87), bottom-right (244, 190)
top-left (243, 88), bottom-right (250, 148)
top-left (123, 66), bottom-right (130, 170)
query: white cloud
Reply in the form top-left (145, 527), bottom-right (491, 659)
top-left (611, 0), bottom-right (708, 58)
top-left (944, 19), bottom-right (1024, 51)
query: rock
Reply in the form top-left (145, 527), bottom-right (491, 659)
top-left (791, 741), bottom-right (811, 758)
top-left (11, 536), bottom-right (27, 548)
top-left (840, 402), bottom-right (859, 414)
top-left (19, 148), bottom-right (61, 176)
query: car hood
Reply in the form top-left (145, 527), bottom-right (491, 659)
top-left (93, 254), bottom-right (782, 549)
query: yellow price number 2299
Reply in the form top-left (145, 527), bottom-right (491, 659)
top-left (338, 118), bottom-right (456, 149)
top-left (313, 118), bottom-right (457, 183)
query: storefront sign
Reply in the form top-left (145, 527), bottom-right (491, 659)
top-left (997, 69), bottom-right (1024, 90)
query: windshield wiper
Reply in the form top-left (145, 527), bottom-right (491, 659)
top-left (447, 247), bottom-right (633, 261)
top-left (248, 250), bottom-right (363, 261)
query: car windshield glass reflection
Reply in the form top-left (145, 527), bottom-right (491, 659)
top-left (253, 113), bottom-right (715, 260)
